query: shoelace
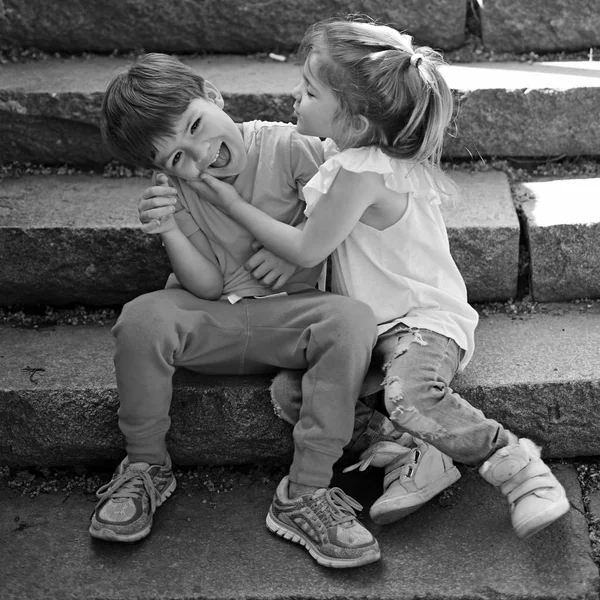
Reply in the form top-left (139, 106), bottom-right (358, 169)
top-left (312, 487), bottom-right (363, 527)
top-left (94, 468), bottom-right (160, 515)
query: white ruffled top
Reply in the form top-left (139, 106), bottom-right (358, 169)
top-left (303, 146), bottom-right (478, 370)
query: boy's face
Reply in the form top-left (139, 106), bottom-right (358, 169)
top-left (153, 91), bottom-right (247, 182)
top-left (291, 52), bottom-right (339, 141)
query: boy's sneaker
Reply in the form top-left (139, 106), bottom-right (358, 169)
top-left (89, 454), bottom-right (176, 542)
top-left (266, 476), bottom-right (380, 568)
top-left (345, 435), bottom-right (461, 525)
top-left (479, 438), bottom-right (570, 539)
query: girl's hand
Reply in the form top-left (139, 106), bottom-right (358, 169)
top-left (188, 173), bottom-right (244, 212)
top-left (245, 242), bottom-right (298, 290)
top-left (139, 173), bottom-right (179, 234)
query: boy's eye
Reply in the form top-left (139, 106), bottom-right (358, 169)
top-left (172, 151), bottom-right (182, 167)
top-left (190, 119), bottom-right (200, 134)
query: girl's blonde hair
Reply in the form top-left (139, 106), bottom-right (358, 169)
top-left (299, 16), bottom-right (453, 167)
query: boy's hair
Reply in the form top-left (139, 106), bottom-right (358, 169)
top-left (101, 53), bottom-right (208, 168)
top-left (299, 16), bottom-right (453, 167)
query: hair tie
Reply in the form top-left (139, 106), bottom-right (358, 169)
top-left (410, 53), bottom-right (424, 68)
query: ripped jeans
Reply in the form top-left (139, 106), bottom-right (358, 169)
top-left (376, 323), bottom-right (517, 466)
top-left (271, 323), bottom-right (517, 468)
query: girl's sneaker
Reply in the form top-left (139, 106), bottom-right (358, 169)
top-left (89, 454), bottom-right (176, 542)
top-left (266, 476), bottom-right (380, 568)
top-left (479, 438), bottom-right (570, 539)
top-left (344, 435), bottom-right (461, 524)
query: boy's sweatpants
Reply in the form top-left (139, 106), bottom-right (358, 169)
top-left (112, 287), bottom-right (378, 488)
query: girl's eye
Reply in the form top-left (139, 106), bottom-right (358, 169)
top-left (306, 89), bottom-right (315, 98)
top-left (190, 119), bottom-right (200, 134)
top-left (172, 151), bottom-right (182, 167)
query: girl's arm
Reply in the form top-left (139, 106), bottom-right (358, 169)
top-left (193, 168), bottom-right (375, 268)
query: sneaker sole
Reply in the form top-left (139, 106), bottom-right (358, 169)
top-left (89, 477), bottom-right (177, 543)
top-left (514, 494), bottom-right (570, 539)
top-left (265, 509), bottom-right (380, 568)
top-left (370, 466), bottom-right (462, 525)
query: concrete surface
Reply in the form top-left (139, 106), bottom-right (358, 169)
top-left (1, 57), bottom-right (600, 164)
top-left (1, 303), bottom-right (599, 468)
top-left (0, 465), bottom-right (597, 600)
top-left (480, 0), bottom-right (600, 53)
top-left (0, 169), bottom-right (519, 306)
top-left (517, 178), bottom-right (600, 302)
top-left (0, 0), bottom-right (466, 54)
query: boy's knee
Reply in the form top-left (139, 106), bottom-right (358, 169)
top-left (113, 292), bottom-right (177, 344)
top-left (328, 297), bottom-right (377, 341)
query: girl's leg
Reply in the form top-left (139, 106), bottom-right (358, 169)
top-left (380, 325), bottom-right (569, 538)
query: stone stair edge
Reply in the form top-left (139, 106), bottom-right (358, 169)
top-left (1, 56), bottom-right (600, 164)
top-left (0, 169), bottom-right (521, 306)
top-left (1, 302), bottom-right (599, 468)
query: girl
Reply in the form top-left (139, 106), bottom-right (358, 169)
top-left (194, 17), bottom-right (569, 540)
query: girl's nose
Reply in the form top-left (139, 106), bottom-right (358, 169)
top-left (291, 83), bottom-right (302, 100)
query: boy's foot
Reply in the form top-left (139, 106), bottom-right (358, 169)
top-left (479, 438), bottom-right (570, 539)
top-left (345, 435), bottom-right (461, 525)
top-left (266, 476), bottom-right (380, 568)
top-left (89, 454), bottom-right (176, 542)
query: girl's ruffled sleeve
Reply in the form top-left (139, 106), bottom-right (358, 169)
top-left (303, 147), bottom-right (433, 217)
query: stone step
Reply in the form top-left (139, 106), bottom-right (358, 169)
top-left (1, 56), bottom-right (599, 165)
top-left (1, 463), bottom-right (597, 600)
top-left (1, 302), bottom-right (599, 468)
top-left (2, 0), bottom-right (599, 58)
top-left (2, 170), bottom-right (599, 307)
top-left (0, 169), bottom-right (521, 307)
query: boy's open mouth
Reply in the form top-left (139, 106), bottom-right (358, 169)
top-left (209, 143), bottom-right (231, 169)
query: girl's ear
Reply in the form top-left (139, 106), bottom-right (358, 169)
top-left (203, 80), bottom-right (225, 109)
top-left (355, 115), bottom-right (371, 137)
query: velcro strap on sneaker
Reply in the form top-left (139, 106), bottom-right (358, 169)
top-left (505, 472), bottom-right (559, 505)
top-left (500, 460), bottom-right (550, 495)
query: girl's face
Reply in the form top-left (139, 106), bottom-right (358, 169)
top-left (292, 52), bottom-right (340, 141)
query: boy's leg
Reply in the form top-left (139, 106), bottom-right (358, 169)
top-left (91, 288), bottom-right (272, 542)
top-left (243, 290), bottom-right (381, 568)
top-left (378, 324), bottom-right (569, 538)
top-left (270, 368), bottom-right (399, 464)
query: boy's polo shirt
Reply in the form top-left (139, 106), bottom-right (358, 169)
top-left (170, 121), bottom-right (325, 299)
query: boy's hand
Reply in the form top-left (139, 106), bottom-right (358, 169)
top-left (246, 242), bottom-right (297, 290)
top-left (188, 173), bottom-right (244, 212)
top-left (138, 173), bottom-right (179, 234)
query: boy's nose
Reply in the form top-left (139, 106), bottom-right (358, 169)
top-left (190, 141), bottom-right (210, 163)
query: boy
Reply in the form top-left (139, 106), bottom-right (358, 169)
top-left (91, 53), bottom-right (456, 568)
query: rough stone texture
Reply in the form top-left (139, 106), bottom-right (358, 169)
top-left (1, 465), bottom-right (597, 600)
top-left (0, 171), bottom-right (519, 307)
top-left (444, 170), bottom-right (519, 301)
top-left (518, 178), bottom-right (600, 302)
top-left (481, 0), bottom-right (600, 53)
top-left (0, 0), bottom-right (466, 54)
top-left (0, 175), bottom-right (171, 307)
top-left (443, 61), bottom-right (600, 158)
top-left (2, 57), bottom-right (600, 166)
top-left (1, 303), bottom-right (599, 468)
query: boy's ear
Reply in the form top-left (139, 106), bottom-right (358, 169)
top-left (203, 80), bottom-right (225, 109)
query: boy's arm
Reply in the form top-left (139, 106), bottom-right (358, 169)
top-left (140, 175), bottom-right (223, 300)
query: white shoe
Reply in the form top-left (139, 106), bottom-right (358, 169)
top-left (479, 438), bottom-right (570, 539)
top-left (345, 435), bottom-right (461, 525)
